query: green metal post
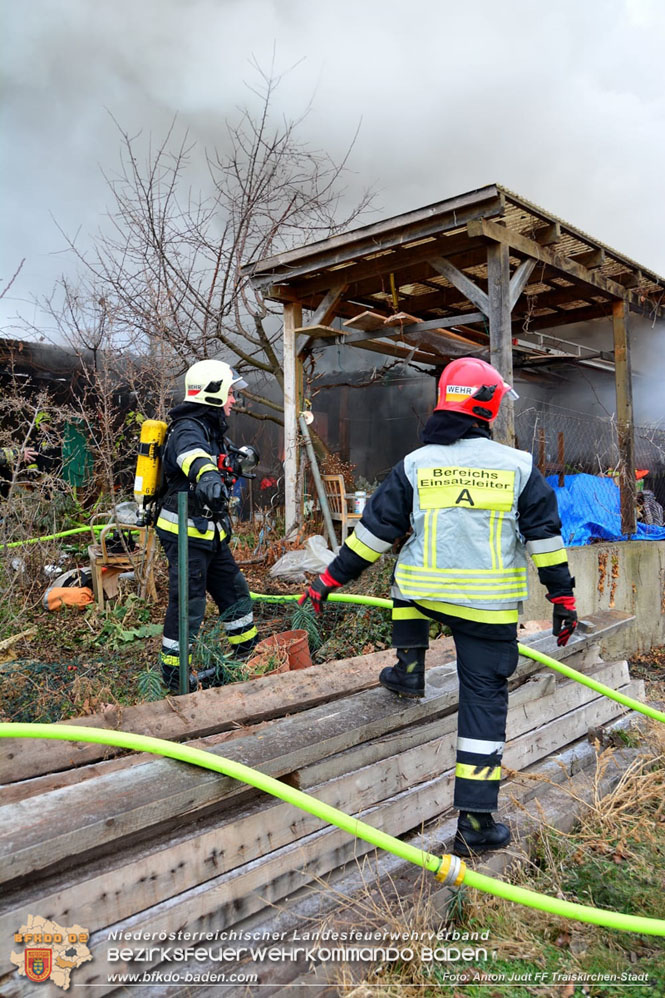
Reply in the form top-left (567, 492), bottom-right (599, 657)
top-left (177, 491), bottom-right (189, 696)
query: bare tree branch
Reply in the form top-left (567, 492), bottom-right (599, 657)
top-left (39, 64), bottom-right (374, 427)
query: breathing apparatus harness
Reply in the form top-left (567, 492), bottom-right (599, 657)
top-left (133, 416), bottom-right (259, 528)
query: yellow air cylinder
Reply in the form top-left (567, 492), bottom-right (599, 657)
top-left (134, 419), bottom-right (168, 509)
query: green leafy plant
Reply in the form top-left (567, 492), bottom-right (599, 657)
top-left (90, 595), bottom-right (161, 650)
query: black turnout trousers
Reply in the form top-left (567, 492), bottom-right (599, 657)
top-left (392, 599), bottom-right (519, 812)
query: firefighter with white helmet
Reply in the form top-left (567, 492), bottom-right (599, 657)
top-left (300, 356), bottom-right (577, 855)
top-left (155, 359), bottom-right (259, 692)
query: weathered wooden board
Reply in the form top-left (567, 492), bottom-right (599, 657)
top-left (0, 641), bottom-right (627, 888)
top-left (0, 667), bottom-right (635, 972)
top-left (0, 609), bottom-right (633, 784)
top-left (342, 310), bottom-right (387, 331)
top-left (0, 719), bottom-right (275, 806)
top-left (293, 671), bottom-right (555, 788)
top-left (7, 682), bottom-right (639, 995)
top-left (201, 711), bottom-right (650, 998)
top-left (0, 644), bottom-right (458, 782)
top-left (0, 669), bottom-right (559, 941)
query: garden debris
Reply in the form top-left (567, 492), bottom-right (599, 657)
top-left (269, 534), bottom-right (335, 583)
top-left (0, 627), bottom-right (37, 666)
top-left (44, 586), bottom-right (95, 611)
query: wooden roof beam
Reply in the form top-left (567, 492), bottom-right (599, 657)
top-left (512, 302), bottom-right (613, 332)
top-left (276, 232), bottom-right (487, 301)
top-left (513, 284), bottom-right (606, 315)
top-left (342, 338), bottom-right (442, 365)
top-left (534, 222), bottom-right (561, 245)
top-left (428, 256), bottom-right (489, 313)
top-left (247, 188), bottom-right (505, 289)
top-left (468, 218), bottom-right (651, 314)
top-left (571, 248), bottom-right (606, 269)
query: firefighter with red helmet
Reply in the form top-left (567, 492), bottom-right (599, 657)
top-left (300, 357), bottom-right (577, 856)
top-left (156, 359), bottom-right (259, 692)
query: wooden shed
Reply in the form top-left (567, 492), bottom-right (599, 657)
top-left (241, 184), bottom-right (665, 535)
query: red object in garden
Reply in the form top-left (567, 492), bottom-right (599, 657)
top-left (246, 629), bottom-right (312, 675)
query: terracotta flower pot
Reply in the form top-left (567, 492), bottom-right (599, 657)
top-left (246, 629), bottom-right (312, 676)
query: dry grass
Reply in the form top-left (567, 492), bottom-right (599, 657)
top-left (280, 724), bottom-right (665, 997)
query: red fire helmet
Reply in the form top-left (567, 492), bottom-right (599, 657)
top-left (435, 357), bottom-right (518, 422)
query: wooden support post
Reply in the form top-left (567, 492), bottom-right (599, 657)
top-left (487, 241), bottom-right (514, 445)
top-left (283, 302), bottom-right (302, 535)
top-left (558, 431), bottom-right (565, 488)
top-left (612, 300), bottom-right (637, 535)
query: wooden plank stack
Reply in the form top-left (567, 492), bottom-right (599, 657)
top-left (0, 610), bottom-right (643, 997)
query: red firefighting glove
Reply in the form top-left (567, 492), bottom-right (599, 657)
top-left (298, 568), bottom-right (342, 614)
top-left (546, 594), bottom-right (578, 647)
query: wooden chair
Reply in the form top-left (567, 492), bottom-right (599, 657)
top-left (87, 518), bottom-right (158, 609)
top-left (321, 474), bottom-right (362, 544)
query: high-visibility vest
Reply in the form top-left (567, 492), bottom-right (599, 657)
top-left (394, 436), bottom-right (534, 611)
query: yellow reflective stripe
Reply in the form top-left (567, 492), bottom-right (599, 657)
top-left (531, 549), bottom-right (568, 568)
top-left (391, 606), bottom-right (430, 621)
top-left (195, 463), bottom-right (219, 481)
top-left (403, 589), bottom-right (527, 602)
top-left (489, 511), bottom-right (496, 571)
top-left (345, 532), bottom-right (382, 564)
top-left (396, 582), bottom-right (527, 597)
top-left (399, 565), bottom-right (526, 581)
top-left (495, 511), bottom-right (504, 570)
top-left (156, 515), bottom-right (219, 542)
top-left (178, 447), bottom-right (214, 476)
top-left (430, 510), bottom-right (438, 569)
top-left (395, 571), bottom-right (526, 592)
top-left (159, 652), bottom-right (191, 666)
top-left (415, 600), bottom-right (519, 624)
top-left (455, 763), bottom-right (501, 781)
top-left (228, 626), bottom-right (258, 645)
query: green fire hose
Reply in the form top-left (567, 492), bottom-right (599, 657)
top-left (251, 592), bottom-right (665, 727)
top-left (2, 590), bottom-right (665, 936)
top-left (2, 524), bottom-right (105, 549)
top-left (1, 721), bottom-right (664, 936)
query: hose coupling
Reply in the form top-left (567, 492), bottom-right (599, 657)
top-left (435, 853), bottom-right (466, 886)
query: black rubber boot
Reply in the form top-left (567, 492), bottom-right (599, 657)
top-left (161, 663), bottom-right (197, 694)
top-left (162, 663), bottom-right (228, 693)
top-left (453, 811), bottom-right (511, 856)
top-left (379, 648), bottom-right (426, 698)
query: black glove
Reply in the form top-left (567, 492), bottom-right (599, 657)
top-left (298, 569), bottom-right (341, 614)
top-left (195, 471), bottom-right (228, 514)
top-left (546, 594), bottom-right (578, 647)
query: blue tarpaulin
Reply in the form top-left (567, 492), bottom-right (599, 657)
top-left (546, 473), bottom-right (665, 546)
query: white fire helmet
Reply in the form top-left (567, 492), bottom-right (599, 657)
top-left (183, 360), bottom-right (248, 408)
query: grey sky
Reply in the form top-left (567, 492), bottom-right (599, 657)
top-left (2, 0), bottom-right (665, 337)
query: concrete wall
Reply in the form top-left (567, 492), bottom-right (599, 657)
top-left (523, 540), bottom-right (665, 658)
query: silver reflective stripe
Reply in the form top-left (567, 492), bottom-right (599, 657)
top-left (355, 521), bottom-right (393, 554)
top-left (158, 508), bottom-right (213, 531)
top-left (526, 535), bottom-right (564, 555)
top-left (223, 612), bottom-right (254, 632)
top-left (162, 636), bottom-right (179, 650)
top-left (176, 447), bottom-right (212, 471)
top-left (457, 737), bottom-right (504, 755)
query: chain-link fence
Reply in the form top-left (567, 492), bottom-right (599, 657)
top-left (515, 400), bottom-right (665, 513)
